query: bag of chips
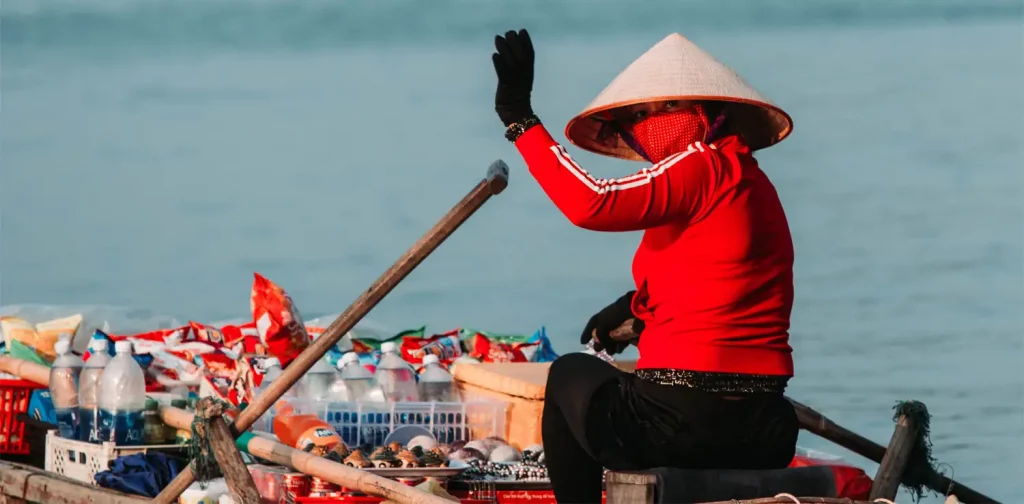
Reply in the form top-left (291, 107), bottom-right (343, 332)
top-left (250, 273), bottom-right (310, 367)
top-left (400, 329), bottom-right (463, 365)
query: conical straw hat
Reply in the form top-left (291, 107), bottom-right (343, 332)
top-left (564, 33), bottom-right (793, 160)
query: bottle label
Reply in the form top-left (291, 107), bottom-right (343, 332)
top-left (79, 408), bottom-right (102, 443)
top-left (295, 425), bottom-right (342, 455)
top-left (98, 409), bottom-right (145, 446)
top-left (55, 408), bottom-right (79, 439)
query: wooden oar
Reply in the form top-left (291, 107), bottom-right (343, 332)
top-left (605, 318), bottom-right (999, 503)
top-left (0, 356), bottom-right (452, 504)
top-left (790, 400), bottom-right (997, 503)
top-left (154, 160), bottom-right (509, 503)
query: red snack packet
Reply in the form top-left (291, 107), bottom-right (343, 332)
top-left (241, 335), bottom-right (269, 356)
top-left (229, 356), bottom-right (257, 406)
top-left (108, 326), bottom-right (190, 346)
top-left (200, 352), bottom-right (237, 379)
top-left (401, 330), bottom-right (463, 365)
top-left (350, 339), bottom-right (374, 354)
top-left (469, 333), bottom-right (527, 363)
top-left (189, 321), bottom-right (230, 348)
top-left (220, 321), bottom-right (257, 347)
top-left (251, 273), bottom-right (310, 367)
top-left (229, 355), bottom-right (279, 406)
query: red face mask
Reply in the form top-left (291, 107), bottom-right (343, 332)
top-left (627, 105), bottom-right (710, 163)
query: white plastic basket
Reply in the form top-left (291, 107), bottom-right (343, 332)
top-left (44, 430), bottom-right (183, 484)
top-left (254, 400), bottom-right (507, 448)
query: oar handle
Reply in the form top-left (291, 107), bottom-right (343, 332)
top-left (155, 161), bottom-right (510, 504)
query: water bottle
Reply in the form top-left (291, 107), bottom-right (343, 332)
top-left (297, 357), bottom-right (337, 402)
top-left (374, 342), bottom-right (419, 402)
top-left (78, 339), bottom-right (111, 442)
top-left (418, 355), bottom-right (460, 402)
top-left (335, 352), bottom-right (377, 401)
top-left (256, 357), bottom-right (292, 398)
top-left (49, 339), bottom-right (83, 439)
top-left (584, 339), bottom-right (616, 363)
top-left (98, 341), bottom-right (147, 445)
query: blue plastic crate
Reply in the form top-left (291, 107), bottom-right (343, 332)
top-left (255, 400), bottom-right (506, 448)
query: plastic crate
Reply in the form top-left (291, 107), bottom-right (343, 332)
top-left (255, 400), bottom-right (506, 448)
top-left (44, 430), bottom-right (183, 484)
top-left (0, 378), bottom-right (45, 454)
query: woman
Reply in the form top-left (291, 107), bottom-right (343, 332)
top-left (491, 30), bottom-right (799, 502)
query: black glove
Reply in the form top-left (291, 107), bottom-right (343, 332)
top-left (580, 291), bottom-right (643, 355)
top-left (492, 29), bottom-right (535, 127)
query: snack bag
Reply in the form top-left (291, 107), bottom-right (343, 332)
top-left (82, 330), bottom-right (115, 361)
top-left (199, 352), bottom-right (237, 380)
top-left (151, 350), bottom-right (203, 382)
top-left (250, 273), bottom-right (310, 367)
top-left (228, 358), bottom-right (255, 407)
top-left (527, 327), bottom-right (560, 362)
top-left (108, 326), bottom-right (190, 346)
top-left (239, 335), bottom-right (268, 356)
top-left (464, 332), bottom-right (528, 363)
top-left (1, 314), bottom-right (83, 362)
top-left (401, 329), bottom-right (463, 365)
top-left (460, 328), bottom-right (558, 363)
top-left (228, 354), bottom-right (275, 406)
top-left (200, 375), bottom-right (233, 403)
top-left (219, 321), bottom-right (258, 356)
top-left (189, 321), bottom-right (228, 346)
top-left (34, 314), bottom-right (84, 359)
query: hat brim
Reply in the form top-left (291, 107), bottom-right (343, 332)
top-left (565, 96), bottom-right (793, 161)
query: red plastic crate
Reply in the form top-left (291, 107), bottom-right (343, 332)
top-left (294, 490), bottom-right (606, 504)
top-left (0, 378), bottom-right (45, 454)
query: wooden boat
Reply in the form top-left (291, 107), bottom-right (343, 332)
top-left (0, 355), bottom-right (984, 503)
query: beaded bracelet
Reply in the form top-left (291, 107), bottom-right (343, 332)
top-left (504, 115), bottom-right (542, 143)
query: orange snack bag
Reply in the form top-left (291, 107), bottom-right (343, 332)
top-left (250, 273), bottom-right (310, 367)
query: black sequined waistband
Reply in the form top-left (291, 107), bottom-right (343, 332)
top-left (634, 368), bottom-right (789, 394)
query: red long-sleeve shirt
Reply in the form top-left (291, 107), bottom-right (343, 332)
top-left (516, 126), bottom-right (794, 376)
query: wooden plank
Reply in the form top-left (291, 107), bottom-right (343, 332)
top-left (605, 471), bottom-right (657, 504)
top-left (869, 413), bottom-right (919, 501)
top-left (205, 414), bottom-right (261, 503)
top-left (0, 461), bottom-right (149, 504)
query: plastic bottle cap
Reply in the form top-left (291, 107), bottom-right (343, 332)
top-left (422, 354), bottom-right (440, 366)
top-left (54, 340), bottom-right (71, 355)
top-left (380, 342), bottom-right (396, 353)
top-left (91, 339), bottom-right (109, 351)
top-left (114, 341), bottom-right (133, 354)
top-left (341, 352), bottom-right (360, 364)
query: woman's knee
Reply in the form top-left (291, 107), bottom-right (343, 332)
top-left (546, 353), bottom-right (603, 387)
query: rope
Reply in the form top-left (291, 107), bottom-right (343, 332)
top-left (188, 397), bottom-right (238, 489)
top-left (893, 400), bottom-right (937, 502)
top-left (773, 494), bottom-right (802, 503)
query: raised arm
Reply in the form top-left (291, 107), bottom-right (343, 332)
top-left (515, 125), bottom-right (721, 231)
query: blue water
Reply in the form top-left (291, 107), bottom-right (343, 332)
top-left (2, 1), bottom-right (1021, 501)
top-left (54, 407), bottom-right (79, 440)
top-left (98, 409), bottom-right (145, 446)
top-left (79, 406), bottom-right (102, 443)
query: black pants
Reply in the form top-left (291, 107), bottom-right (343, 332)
top-left (542, 353), bottom-right (799, 503)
